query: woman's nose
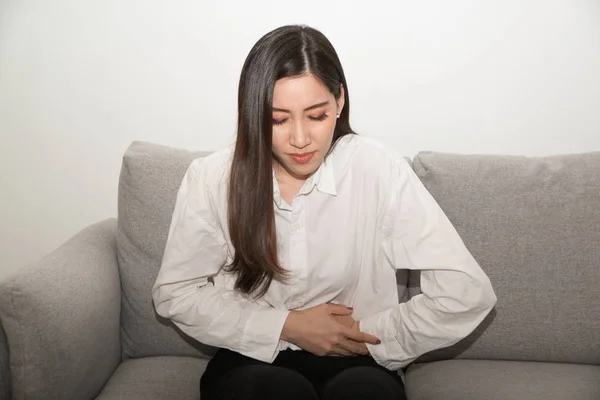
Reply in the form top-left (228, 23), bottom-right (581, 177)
top-left (290, 121), bottom-right (310, 149)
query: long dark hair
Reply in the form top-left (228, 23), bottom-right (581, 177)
top-left (226, 25), bottom-right (355, 298)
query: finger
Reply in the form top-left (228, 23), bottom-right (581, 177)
top-left (330, 344), bottom-right (355, 357)
top-left (338, 339), bottom-right (369, 356)
top-left (332, 316), bottom-right (354, 328)
top-left (327, 303), bottom-right (353, 316)
top-left (342, 327), bottom-right (381, 345)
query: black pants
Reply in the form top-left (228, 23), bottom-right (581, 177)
top-left (200, 348), bottom-right (407, 400)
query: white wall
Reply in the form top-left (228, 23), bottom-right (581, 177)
top-left (1, 0), bottom-right (600, 280)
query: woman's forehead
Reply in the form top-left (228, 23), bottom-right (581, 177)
top-left (272, 75), bottom-right (332, 110)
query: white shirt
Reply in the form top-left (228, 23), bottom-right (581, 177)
top-left (152, 134), bottom-right (497, 371)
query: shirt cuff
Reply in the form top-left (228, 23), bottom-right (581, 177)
top-left (240, 308), bottom-right (290, 363)
top-left (360, 308), bottom-right (410, 371)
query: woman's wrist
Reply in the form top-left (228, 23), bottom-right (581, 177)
top-left (280, 310), bottom-right (299, 342)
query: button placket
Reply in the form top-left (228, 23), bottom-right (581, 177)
top-left (287, 196), bottom-right (308, 307)
top-left (291, 197), bottom-right (307, 276)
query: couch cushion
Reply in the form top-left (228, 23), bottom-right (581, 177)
top-left (117, 141), bottom-right (215, 358)
top-left (409, 152), bottom-right (600, 364)
top-left (405, 359), bottom-right (600, 400)
top-left (97, 356), bottom-right (208, 400)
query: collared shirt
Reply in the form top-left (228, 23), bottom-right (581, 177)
top-left (152, 134), bottom-right (497, 370)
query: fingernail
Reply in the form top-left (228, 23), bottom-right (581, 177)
top-left (376, 339), bottom-right (381, 344)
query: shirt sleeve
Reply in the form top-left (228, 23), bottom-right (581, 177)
top-left (152, 159), bottom-right (290, 363)
top-left (359, 156), bottom-right (497, 370)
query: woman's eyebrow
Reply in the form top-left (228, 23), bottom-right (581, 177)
top-left (272, 101), bottom-right (330, 113)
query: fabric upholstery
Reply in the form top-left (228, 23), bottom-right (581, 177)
top-left (96, 356), bottom-right (208, 400)
top-left (405, 359), bottom-right (600, 400)
top-left (409, 151), bottom-right (600, 364)
top-left (117, 141), bottom-right (215, 359)
top-left (0, 324), bottom-right (10, 400)
top-left (0, 219), bottom-right (121, 400)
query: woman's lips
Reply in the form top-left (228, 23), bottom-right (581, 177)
top-left (289, 152), bottom-right (315, 164)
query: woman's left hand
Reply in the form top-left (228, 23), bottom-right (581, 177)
top-left (331, 313), bottom-right (354, 328)
top-left (331, 313), bottom-right (370, 356)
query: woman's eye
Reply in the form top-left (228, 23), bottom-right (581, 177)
top-left (272, 118), bottom-right (287, 126)
top-left (309, 114), bottom-right (328, 122)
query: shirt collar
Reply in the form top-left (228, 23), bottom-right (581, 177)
top-left (309, 156), bottom-right (337, 196)
top-left (273, 170), bottom-right (283, 208)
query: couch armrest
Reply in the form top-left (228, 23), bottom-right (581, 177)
top-left (0, 219), bottom-right (121, 400)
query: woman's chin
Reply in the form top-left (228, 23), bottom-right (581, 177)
top-left (275, 155), bottom-right (322, 181)
top-left (284, 165), bottom-right (316, 181)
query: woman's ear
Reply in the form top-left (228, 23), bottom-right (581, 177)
top-left (337, 84), bottom-right (345, 115)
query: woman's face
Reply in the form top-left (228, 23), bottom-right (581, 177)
top-left (271, 74), bottom-right (344, 182)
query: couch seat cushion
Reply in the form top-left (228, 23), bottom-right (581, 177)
top-left (405, 359), bottom-right (600, 400)
top-left (97, 356), bottom-right (208, 400)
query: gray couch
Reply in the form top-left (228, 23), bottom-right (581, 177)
top-left (1, 141), bottom-right (599, 400)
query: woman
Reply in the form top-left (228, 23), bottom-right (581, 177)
top-left (153, 25), bottom-right (496, 400)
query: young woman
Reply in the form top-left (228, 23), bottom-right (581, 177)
top-left (152, 25), bottom-right (496, 400)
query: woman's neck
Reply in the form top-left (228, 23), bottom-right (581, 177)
top-left (273, 163), bottom-right (308, 205)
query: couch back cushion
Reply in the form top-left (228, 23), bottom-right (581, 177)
top-left (410, 151), bottom-right (600, 365)
top-left (117, 141), bottom-right (215, 359)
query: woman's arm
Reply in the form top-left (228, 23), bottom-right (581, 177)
top-left (359, 156), bottom-right (497, 370)
top-left (152, 159), bottom-right (289, 363)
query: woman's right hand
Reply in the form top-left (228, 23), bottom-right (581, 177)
top-left (280, 303), bottom-right (381, 356)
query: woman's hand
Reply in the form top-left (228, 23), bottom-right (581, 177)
top-left (281, 303), bottom-right (380, 356)
top-left (331, 312), bottom-right (354, 328)
top-left (331, 313), bottom-right (370, 356)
